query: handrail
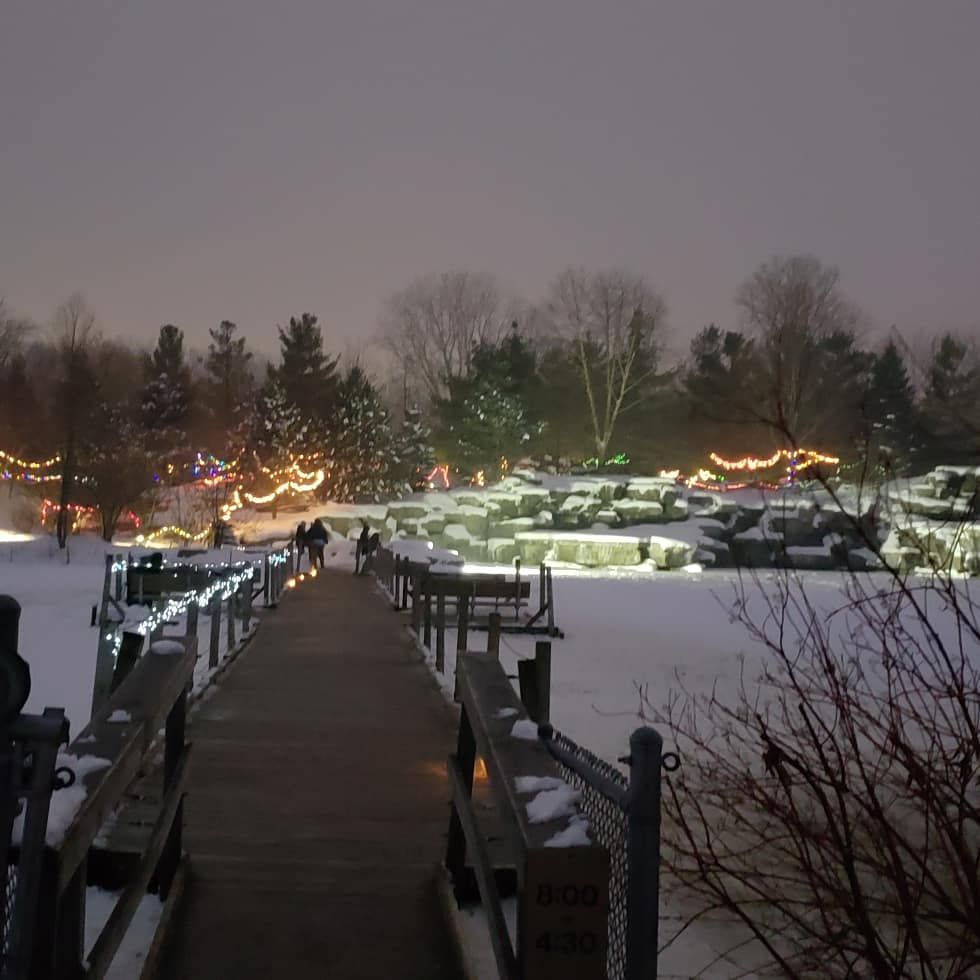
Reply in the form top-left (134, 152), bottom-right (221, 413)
top-left (446, 652), bottom-right (610, 979)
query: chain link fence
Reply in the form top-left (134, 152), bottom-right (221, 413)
top-left (548, 728), bottom-right (630, 980)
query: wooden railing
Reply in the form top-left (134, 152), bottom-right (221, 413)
top-left (448, 652), bottom-right (610, 979)
top-left (32, 635), bottom-right (195, 979)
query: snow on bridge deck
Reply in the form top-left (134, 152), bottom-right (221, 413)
top-left (158, 570), bottom-right (461, 979)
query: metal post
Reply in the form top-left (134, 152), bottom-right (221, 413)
top-left (423, 573), bottom-right (432, 649)
top-left (625, 727), bottom-right (663, 980)
top-left (400, 559), bottom-right (410, 611)
top-left (354, 538), bottom-right (362, 575)
top-left (487, 612), bottom-right (501, 659)
top-left (456, 588), bottom-right (469, 654)
top-left (263, 555), bottom-right (271, 607)
top-left (513, 558), bottom-right (522, 618)
top-left (153, 687), bottom-right (187, 900)
top-left (114, 554), bottom-right (124, 602)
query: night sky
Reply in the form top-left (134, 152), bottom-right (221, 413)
top-left (2, 1), bottom-right (978, 359)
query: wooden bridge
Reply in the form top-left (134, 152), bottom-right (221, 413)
top-left (157, 569), bottom-right (461, 978)
top-left (6, 551), bottom-right (661, 980)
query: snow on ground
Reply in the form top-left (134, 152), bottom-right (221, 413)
top-left (85, 888), bottom-right (164, 979)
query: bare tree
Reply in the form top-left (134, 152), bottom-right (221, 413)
top-left (52, 294), bottom-right (99, 548)
top-left (736, 255), bottom-right (864, 446)
top-left (653, 459), bottom-right (980, 978)
top-left (543, 267), bottom-right (667, 460)
top-left (380, 271), bottom-right (511, 403)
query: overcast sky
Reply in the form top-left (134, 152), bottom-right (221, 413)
top-left (2, 0), bottom-right (979, 364)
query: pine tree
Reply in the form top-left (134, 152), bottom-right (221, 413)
top-left (862, 340), bottom-right (921, 474)
top-left (434, 325), bottom-right (543, 480)
top-left (242, 380), bottom-right (313, 515)
top-left (270, 313), bottom-right (339, 422)
top-left (324, 367), bottom-right (398, 502)
top-left (920, 333), bottom-right (980, 467)
top-left (204, 320), bottom-right (253, 444)
top-left (142, 324), bottom-right (192, 475)
top-left (395, 404), bottom-right (435, 491)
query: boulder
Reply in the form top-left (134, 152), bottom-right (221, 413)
top-left (557, 495), bottom-right (604, 528)
top-left (613, 499), bottom-right (664, 524)
top-left (646, 536), bottom-right (697, 569)
top-left (625, 477), bottom-right (677, 502)
top-left (595, 509), bottom-right (621, 527)
top-left (489, 517), bottom-right (536, 537)
top-left (387, 500), bottom-right (430, 523)
top-left (419, 514), bottom-right (447, 536)
top-left (488, 538), bottom-right (521, 563)
top-left (569, 479), bottom-right (622, 504)
top-left (510, 468), bottom-right (542, 485)
top-left (319, 504), bottom-right (389, 537)
top-left (450, 490), bottom-right (488, 508)
top-left (485, 491), bottom-right (523, 520)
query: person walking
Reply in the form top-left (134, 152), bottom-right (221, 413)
top-left (294, 521), bottom-right (308, 570)
top-left (307, 518), bottom-right (328, 570)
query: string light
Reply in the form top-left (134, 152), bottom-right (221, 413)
top-left (425, 465), bottom-right (450, 489)
top-left (0, 448), bottom-right (61, 470)
top-left (708, 448), bottom-right (840, 472)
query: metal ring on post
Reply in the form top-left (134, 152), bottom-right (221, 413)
top-left (661, 752), bottom-right (680, 772)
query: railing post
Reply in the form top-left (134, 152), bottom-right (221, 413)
top-left (453, 588), bottom-right (470, 700)
top-left (518, 642), bottom-right (550, 725)
top-left (209, 595), bottom-right (222, 669)
top-left (444, 705), bottom-right (477, 898)
top-left (226, 589), bottom-right (237, 651)
top-left (263, 554), bottom-right (271, 607)
top-left (185, 601), bottom-right (199, 639)
top-left (423, 572), bottom-right (432, 649)
top-left (91, 555), bottom-right (120, 717)
top-left (354, 538), bottom-right (362, 575)
top-left (487, 612), bottom-right (501, 659)
top-left (113, 554), bottom-right (124, 602)
top-left (625, 727), bottom-right (663, 980)
top-left (240, 577), bottom-right (252, 633)
top-left (400, 558), bottom-right (410, 611)
top-left (546, 566), bottom-right (556, 635)
top-left (410, 568), bottom-right (423, 637)
top-left (435, 584), bottom-right (446, 674)
top-left (152, 687), bottom-right (187, 900)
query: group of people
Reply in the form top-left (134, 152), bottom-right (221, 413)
top-left (294, 517), bottom-right (382, 574)
top-left (294, 518), bottom-right (328, 570)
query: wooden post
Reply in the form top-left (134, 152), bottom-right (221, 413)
top-left (240, 579), bottom-right (252, 632)
top-left (444, 705), bottom-right (477, 894)
top-left (185, 601), bottom-right (199, 639)
top-left (32, 852), bottom-right (87, 980)
top-left (487, 612), bottom-right (501, 659)
top-left (435, 584), bottom-right (446, 673)
top-left (546, 566), bottom-right (556, 636)
top-left (535, 641), bottom-right (552, 725)
top-left (518, 659), bottom-right (539, 722)
top-left (152, 687), bottom-right (187, 900)
top-left (209, 595), bottom-right (221, 669)
top-left (410, 568), bottom-right (423, 636)
top-left (423, 573), bottom-right (432, 649)
top-left (453, 587), bottom-right (470, 700)
top-left (226, 590), bottom-right (237, 651)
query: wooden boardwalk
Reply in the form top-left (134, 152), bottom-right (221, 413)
top-left (158, 570), bottom-right (462, 979)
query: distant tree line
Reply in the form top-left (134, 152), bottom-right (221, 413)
top-left (1, 254), bottom-right (977, 539)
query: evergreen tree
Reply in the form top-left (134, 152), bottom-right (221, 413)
top-left (395, 404), bottom-right (435, 491)
top-left (861, 340), bottom-right (921, 474)
top-left (142, 324), bottom-right (192, 474)
top-left (324, 366), bottom-right (398, 502)
top-left (79, 400), bottom-right (153, 541)
top-left (204, 320), bottom-right (253, 445)
top-left (270, 313), bottom-right (339, 422)
top-left (434, 325), bottom-right (544, 479)
top-left (242, 380), bottom-right (313, 515)
top-left (920, 333), bottom-right (980, 466)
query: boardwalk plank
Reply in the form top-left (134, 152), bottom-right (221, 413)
top-left (158, 571), bottom-right (461, 979)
